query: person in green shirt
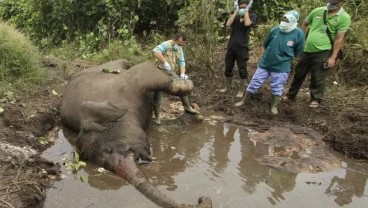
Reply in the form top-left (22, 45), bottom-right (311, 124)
top-left (283, 0), bottom-right (351, 108)
top-left (235, 10), bottom-right (304, 115)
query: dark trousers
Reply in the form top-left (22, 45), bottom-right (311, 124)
top-left (286, 50), bottom-right (331, 102)
top-left (225, 47), bottom-right (249, 79)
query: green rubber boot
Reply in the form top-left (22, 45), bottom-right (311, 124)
top-left (271, 95), bottom-right (281, 115)
top-left (235, 92), bottom-right (253, 107)
top-left (153, 104), bottom-right (161, 124)
top-left (219, 77), bottom-right (233, 93)
top-left (181, 96), bottom-right (200, 114)
top-left (236, 79), bottom-right (248, 98)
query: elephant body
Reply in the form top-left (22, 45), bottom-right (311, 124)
top-left (60, 61), bottom-right (211, 208)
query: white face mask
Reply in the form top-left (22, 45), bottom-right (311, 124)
top-left (279, 21), bottom-right (293, 33)
top-left (279, 13), bottom-right (298, 33)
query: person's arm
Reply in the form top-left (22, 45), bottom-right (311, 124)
top-left (327, 13), bottom-right (351, 68)
top-left (294, 29), bottom-right (306, 56)
top-left (153, 51), bottom-right (166, 63)
top-left (263, 27), bottom-right (275, 49)
top-left (153, 42), bottom-right (169, 63)
top-left (302, 21), bottom-right (310, 38)
top-left (327, 32), bottom-right (346, 68)
top-left (243, 0), bottom-right (254, 26)
top-left (226, 12), bottom-right (237, 27)
top-left (243, 12), bottom-right (252, 26)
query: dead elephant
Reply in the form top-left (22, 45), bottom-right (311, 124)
top-left (60, 61), bottom-right (211, 208)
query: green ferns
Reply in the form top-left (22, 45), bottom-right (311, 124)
top-left (0, 22), bottom-right (45, 92)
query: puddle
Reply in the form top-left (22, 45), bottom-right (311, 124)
top-left (43, 117), bottom-right (368, 208)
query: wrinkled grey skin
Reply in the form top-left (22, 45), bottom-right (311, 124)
top-left (60, 61), bottom-right (211, 208)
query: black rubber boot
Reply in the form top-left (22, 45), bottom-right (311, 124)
top-left (219, 77), bottom-right (233, 93)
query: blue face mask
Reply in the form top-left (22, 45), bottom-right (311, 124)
top-left (238, 8), bottom-right (245, 16)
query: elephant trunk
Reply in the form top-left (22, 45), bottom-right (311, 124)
top-left (106, 152), bottom-right (212, 208)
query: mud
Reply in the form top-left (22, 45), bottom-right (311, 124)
top-left (0, 56), bottom-right (367, 207)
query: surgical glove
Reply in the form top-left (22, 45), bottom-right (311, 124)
top-left (245, 0), bottom-right (253, 12)
top-left (233, 0), bottom-right (238, 11)
top-left (180, 74), bottom-right (188, 80)
top-left (163, 61), bottom-right (171, 72)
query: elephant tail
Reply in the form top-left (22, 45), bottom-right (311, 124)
top-left (106, 152), bottom-right (212, 208)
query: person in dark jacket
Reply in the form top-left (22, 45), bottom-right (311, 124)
top-left (219, 0), bottom-right (257, 98)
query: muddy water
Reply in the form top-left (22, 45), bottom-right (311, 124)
top-left (43, 117), bottom-right (368, 208)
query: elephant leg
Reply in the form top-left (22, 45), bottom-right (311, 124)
top-left (152, 91), bottom-right (162, 125)
top-left (80, 101), bottom-right (127, 132)
top-left (106, 152), bottom-right (212, 208)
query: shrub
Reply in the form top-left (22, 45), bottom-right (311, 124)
top-left (0, 21), bottom-right (45, 93)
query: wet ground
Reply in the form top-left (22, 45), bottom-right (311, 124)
top-left (43, 113), bottom-right (368, 208)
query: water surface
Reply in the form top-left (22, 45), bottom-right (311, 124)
top-left (43, 116), bottom-right (368, 208)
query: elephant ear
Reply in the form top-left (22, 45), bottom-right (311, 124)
top-left (80, 101), bottom-right (128, 132)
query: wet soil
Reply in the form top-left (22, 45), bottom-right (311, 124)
top-left (0, 53), bottom-right (367, 207)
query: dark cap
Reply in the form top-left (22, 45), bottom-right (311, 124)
top-left (238, 0), bottom-right (249, 5)
top-left (328, 0), bottom-right (345, 4)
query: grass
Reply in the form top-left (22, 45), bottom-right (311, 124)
top-left (0, 21), bottom-right (45, 95)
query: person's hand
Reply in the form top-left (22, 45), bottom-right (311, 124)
top-left (245, 0), bottom-right (253, 12)
top-left (180, 74), bottom-right (188, 80)
top-left (163, 61), bottom-right (171, 72)
top-left (233, 0), bottom-right (239, 11)
top-left (327, 57), bottom-right (337, 69)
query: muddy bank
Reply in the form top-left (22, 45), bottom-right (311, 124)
top-left (188, 49), bottom-right (368, 160)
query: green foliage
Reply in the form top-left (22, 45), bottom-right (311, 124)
top-left (89, 39), bottom-right (147, 64)
top-left (339, 0), bottom-right (368, 85)
top-left (176, 0), bottom-right (227, 70)
top-left (0, 21), bottom-right (45, 94)
top-left (0, 0), bottom-right (187, 55)
top-left (63, 150), bottom-right (86, 173)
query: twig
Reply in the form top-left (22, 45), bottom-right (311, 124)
top-left (0, 199), bottom-right (15, 208)
top-left (13, 166), bottom-right (22, 183)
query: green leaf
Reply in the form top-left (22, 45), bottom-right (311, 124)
top-left (80, 176), bottom-right (87, 182)
top-left (36, 137), bottom-right (49, 145)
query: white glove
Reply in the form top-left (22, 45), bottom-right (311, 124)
top-left (180, 74), bottom-right (188, 80)
top-left (245, 0), bottom-right (253, 12)
top-left (233, 0), bottom-right (239, 11)
top-left (163, 61), bottom-right (171, 72)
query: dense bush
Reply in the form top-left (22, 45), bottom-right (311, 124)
top-left (0, 22), bottom-right (45, 93)
top-left (0, 0), bottom-right (366, 84)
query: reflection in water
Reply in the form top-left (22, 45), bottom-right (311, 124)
top-left (237, 127), bottom-right (270, 194)
top-left (43, 118), bottom-right (368, 208)
top-left (210, 122), bottom-right (234, 174)
top-left (325, 163), bottom-right (368, 206)
top-left (265, 169), bottom-right (297, 205)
